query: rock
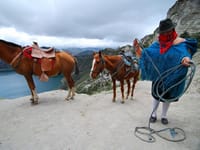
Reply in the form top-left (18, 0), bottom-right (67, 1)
top-left (142, 0), bottom-right (200, 46)
top-left (168, 0), bottom-right (200, 35)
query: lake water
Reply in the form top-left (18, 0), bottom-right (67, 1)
top-left (0, 71), bottom-right (64, 99)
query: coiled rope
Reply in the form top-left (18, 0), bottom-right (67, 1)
top-left (134, 40), bottom-right (196, 143)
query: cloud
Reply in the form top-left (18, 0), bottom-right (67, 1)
top-left (0, 27), bottom-right (126, 48)
top-left (0, 0), bottom-right (175, 47)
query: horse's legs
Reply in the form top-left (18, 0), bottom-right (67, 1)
top-left (65, 75), bottom-right (75, 100)
top-left (120, 80), bottom-right (125, 103)
top-left (112, 78), bottom-right (116, 102)
top-left (131, 76), bottom-right (138, 100)
top-left (126, 79), bottom-right (130, 99)
top-left (24, 75), bottom-right (39, 104)
top-left (66, 86), bottom-right (75, 100)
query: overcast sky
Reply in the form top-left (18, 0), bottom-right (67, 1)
top-left (0, 0), bottom-right (175, 48)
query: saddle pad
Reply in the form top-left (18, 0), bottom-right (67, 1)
top-left (23, 46), bottom-right (33, 59)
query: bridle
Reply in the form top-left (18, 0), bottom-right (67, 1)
top-left (90, 54), bottom-right (105, 74)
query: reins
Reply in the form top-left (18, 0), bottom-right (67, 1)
top-left (110, 59), bottom-right (124, 78)
top-left (134, 39), bottom-right (196, 143)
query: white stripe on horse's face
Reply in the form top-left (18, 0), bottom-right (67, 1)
top-left (90, 58), bottom-right (96, 72)
top-left (90, 58), bottom-right (96, 78)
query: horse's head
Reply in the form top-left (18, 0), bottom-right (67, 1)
top-left (90, 51), bottom-right (105, 79)
top-left (133, 38), bottom-right (142, 58)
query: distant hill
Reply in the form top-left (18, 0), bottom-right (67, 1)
top-left (76, 50), bottom-right (94, 56)
top-left (64, 47), bottom-right (104, 55)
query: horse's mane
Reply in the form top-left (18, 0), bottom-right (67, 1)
top-left (0, 39), bottom-right (22, 48)
top-left (104, 54), bottom-right (121, 59)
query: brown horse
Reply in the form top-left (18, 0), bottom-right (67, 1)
top-left (0, 39), bottom-right (79, 104)
top-left (90, 51), bottom-right (139, 103)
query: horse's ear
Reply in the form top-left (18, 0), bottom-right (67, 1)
top-left (133, 38), bottom-right (142, 58)
top-left (98, 51), bottom-right (102, 57)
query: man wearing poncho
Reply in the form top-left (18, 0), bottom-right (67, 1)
top-left (139, 18), bottom-right (197, 124)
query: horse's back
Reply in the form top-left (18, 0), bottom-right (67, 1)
top-left (55, 51), bottom-right (75, 71)
top-left (56, 51), bottom-right (75, 63)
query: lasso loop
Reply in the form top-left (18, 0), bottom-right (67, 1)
top-left (152, 61), bottom-right (196, 102)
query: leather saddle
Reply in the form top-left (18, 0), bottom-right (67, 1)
top-left (121, 55), bottom-right (139, 72)
top-left (31, 42), bottom-right (56, 81)
top-left (31, 42), bottom-right (55, 59)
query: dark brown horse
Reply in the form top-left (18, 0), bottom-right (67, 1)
top-left (90, 51), bottom-right (139, 103)
top-left (0, 39), bottom-right (79, 104)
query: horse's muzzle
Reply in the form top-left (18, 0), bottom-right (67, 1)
top-left (90, 71), bottom-right (98, 79)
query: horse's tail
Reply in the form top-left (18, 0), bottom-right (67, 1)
top-left (74, 57), bottom-right (79, 75)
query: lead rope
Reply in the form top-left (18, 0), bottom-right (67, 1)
top-left (134, 40), bottom-right (196, 143)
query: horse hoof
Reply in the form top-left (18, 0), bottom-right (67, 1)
top-left (30, 98), bottom-right (34, 103)
top-left (31, 101), bottom-right (38, 105)
top-left (65, 96), bottom-right (74, 101)
top-left (65, 97), bottom-right (70, 101)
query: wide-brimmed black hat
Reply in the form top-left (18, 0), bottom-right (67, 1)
top-left (158, 18), bottom-right (176, 33)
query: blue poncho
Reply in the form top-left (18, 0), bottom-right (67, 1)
top-left (139, 38), bottom-right (197, 100)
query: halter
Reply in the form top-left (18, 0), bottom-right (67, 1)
top-left (99, 55), bottom-right (105, 65)
top-left (90, 54), bottom-right (105, 74)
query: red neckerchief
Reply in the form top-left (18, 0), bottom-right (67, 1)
top-left (158, 30), bottom-right (178, 54)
